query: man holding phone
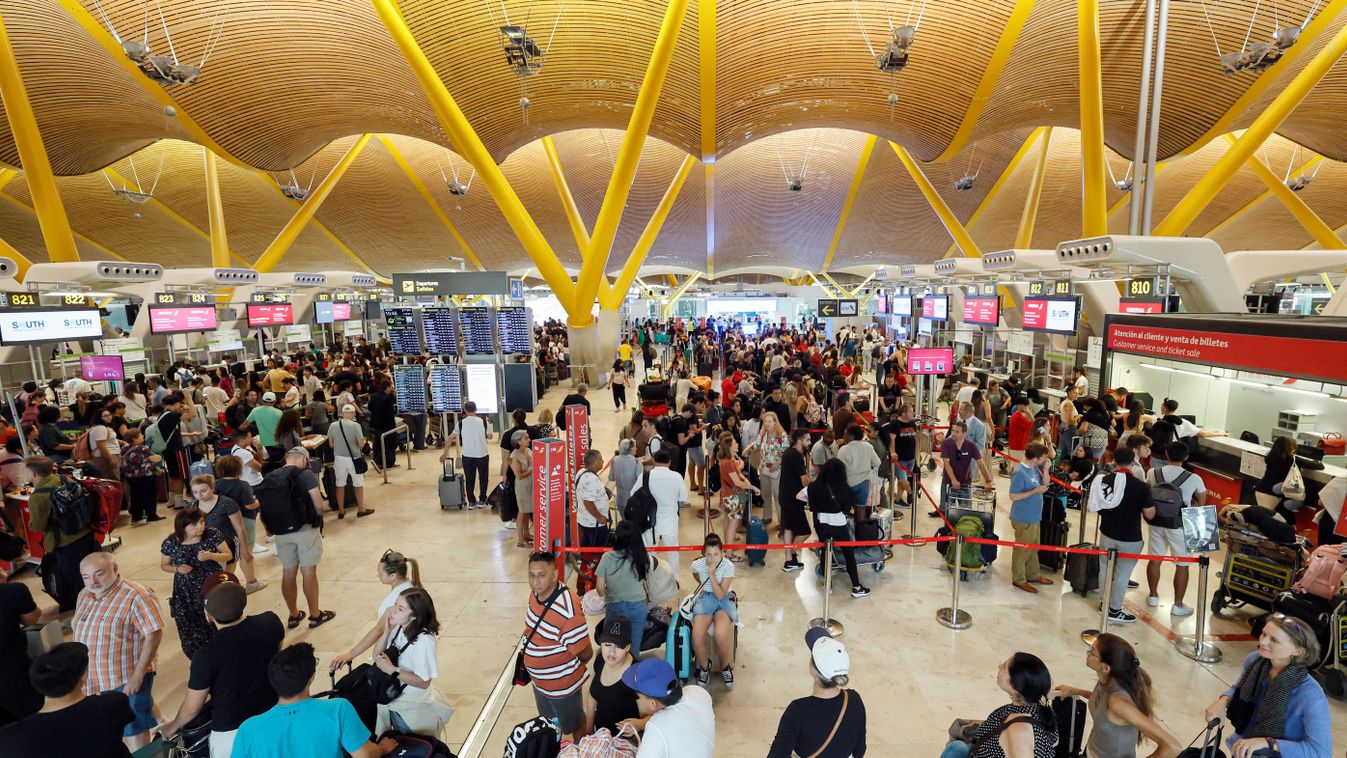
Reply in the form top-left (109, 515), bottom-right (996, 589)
top-left (1008, 442), bottom-right (1054, 594)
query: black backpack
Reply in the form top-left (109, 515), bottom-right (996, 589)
top-left (40, 478), bottom-right (97, 536)
top-left (255, 466), bottom-right (319, 535)
top-left (624, 471), bottom-right (657, 533)
top-left (653, 416), bottom-right (676, 444)
top-left (1149, 468), bottom-right (1193, 528)
top-left (706, 456), bottom-right (722, 494)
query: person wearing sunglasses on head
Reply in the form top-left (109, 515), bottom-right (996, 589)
top-left (328, 550), bottom-right (422, 674)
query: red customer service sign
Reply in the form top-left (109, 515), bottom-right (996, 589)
top-left (1106, 324), bottom-right (1347, 385)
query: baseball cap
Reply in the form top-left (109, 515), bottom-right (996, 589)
top-left (262, 391), bottom-right (277, 403)
top-left (805, 627), bottom-right (850, 679)
top-left (620, 658), bottom-right (677, 698)
top-left (595, 616), bottom-right (632, 647)
top-left (204, 578), bottom-right (247, 623)
top-left (341, 404), bottom-right (357, 414)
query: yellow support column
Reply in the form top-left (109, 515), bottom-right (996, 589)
top-left (0, 9), bottom-right (79, 262)
top-left (891, 143), bottom-right (983, 257)
top-left (572, 0), bottom-right (691, 325)
top-left (541, 135), bottom-right (592, 252)
top-left (807, 272), bottom-right (844, 299)
top-left (604, 154), bottom-right (697, 309)
top-left (378, 135), bottom-right (485, 271)
top-left (373, 0), bottom-right (575, 308)
top-left (203, 149), bottom-right (231, 268)
top-left (1077, 0), bottom-right (1108, 237)
top-left (1155, 20), bottom-right (1347, 237)
top-left (1235, 141), bottom-right (1340, 248)
top-left (255, 134), bottom-right (370, 272)
top-left (822, 134), bottom-right (877, 272)
top-left (661, 273), bottom-right (702, 319)
top-left (699, 0), bottom-right (717, 278)
top-left (0, 167), bottom-right (15, 191)
top-left (1016, 128), bottom-right (1052, 248)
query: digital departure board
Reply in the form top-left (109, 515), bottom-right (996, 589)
top-left (393, 364), bottom-right (427, 414)
top-left (423, 307), bottom-right (460, 355)
top-left (459, 308), bottom-right (496, 355)
top-left (428, 364), bottom-right (464, 413)
top-left (384, 307), bottom-right (423, 355)
top-left (497, 307), bottom-right (533, 354)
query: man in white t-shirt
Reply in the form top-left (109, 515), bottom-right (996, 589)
top-left (633, 449), bottom-right (689, 574)
top-left (202, 381), bottom-right (230, 419)
top-left (620, 659), bottom-right (714, 758)
top-left (63, 376), bottom-right (93, 397)
top-left (1143, 440), bottom-right (1206, 617)
top-left (575, 449), bottom-right (609, 546)
top-left (87, 422), bottom-right (119, 480)
top-left (954, 378), bottom-right (979, 408)
top-left (231, 429), bottom-right (265, 487)
top-left (449, 401), bottom-right (491, 509)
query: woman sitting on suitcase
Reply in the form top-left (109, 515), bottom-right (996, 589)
top-left (1202, 614), bottom-right (1331, 758)
top-left (689, 533), bottom-right (739, 691)
top-left (938, 652), bottom-right (1055, 758)
top-left (1053, 633), bottom-right (1181, 758)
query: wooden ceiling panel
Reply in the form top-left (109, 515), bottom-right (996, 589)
top-left (1208, 196), bottom-right (1311, 251)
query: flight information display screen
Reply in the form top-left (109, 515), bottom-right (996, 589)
top-left (460, 308), bottom-right (496, 355)
top-left (384, 307), bottom-right (423, 355)
top-left (393, 364), bottom-right (427, 414)
top-left (423, 307), bottom-right (459, 356)
top-left (428, 364), bottom-right (464, 414)
top-left (497, 307), bottom-right (533, 354)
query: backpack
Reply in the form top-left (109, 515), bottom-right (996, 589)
top-left (944, 515), bottom-right (985, 570)
top-left (255, 466), bottom-right (318, 535)
top-left (1292, 545), bottom-right (1347, 600)
top-left (41, 477), bottom-right (98, 536)
top-left (1149, 468), bottom-right (1194, 528)
top-left (653, 416), bottom-right (675, 444)
top-left (624, 471), bottom-right (657, 534)
top-left (706, 456), bottom-right (721, 494)
top-left (144, 419), bottom-right (170, 454)
top-left (1147, 419), bottom-right (1177, 450)
top-left (70, 429), bottom-right (95, 463)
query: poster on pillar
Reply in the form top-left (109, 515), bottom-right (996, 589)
top-left (532, 438), bottom-right (567, 551)
top-left (565, 405), bottom-right (590, 475)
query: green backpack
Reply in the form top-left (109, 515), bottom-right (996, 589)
top-left (946, 515), bottom-right (985, 569)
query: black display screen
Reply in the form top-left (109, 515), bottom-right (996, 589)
top-left (497, 307), bottom-right (533, 354)
top-left (384, 308), bottom-right (422, 356)
top-left (460, 308), bottom-right (496, 355)
top-left (423, 307), bottom-right (459, 356)
top-left (393, 364), bottom-right (427, 414)
top-left (428, 364), bottom-right (464, 414)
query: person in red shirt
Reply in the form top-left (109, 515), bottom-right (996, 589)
top-left (720, 377), bottom-right (737, 408)
top-left (1007, 400), bottom-right (1035, 463)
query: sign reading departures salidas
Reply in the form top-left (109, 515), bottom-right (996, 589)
top-left (392, 272), bottom-right (510, 297)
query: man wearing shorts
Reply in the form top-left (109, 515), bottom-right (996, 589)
top-left (523, 552), bottom-right (591, 744)
top-left (884, 405), bottom-right (919, 507)
top-left (269, 448), bottom-right (336, 630)
top-left (1143, 441), bottom-right (1205, 617)
top-left (327, 405), bottom-right (373, 519)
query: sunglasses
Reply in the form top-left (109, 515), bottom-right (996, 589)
top-left (1269, 613), bottom-right (1309, 632)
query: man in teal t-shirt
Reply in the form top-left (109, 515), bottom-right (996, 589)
top-left (1008, 442), bottom-right (1053, 594)
top-left (243, 392), bottom-right (283, 448)
top-left (232, 643), bottom-right (376, 758)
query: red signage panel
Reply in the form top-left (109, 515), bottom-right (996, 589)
top-left (1106, 323), bottom-right (1347, 385)
top-left (565, 404), bottom-right (590, 475)
top-left (149, 306), bottom-right (218, 334)
top-left (962, 297), bottom-right (999, 326)
top-left (247, 303), bottom-right (294, 327)
top-left (1022, 299), bottom-right (1047, 329)
top-left (1118, 299), bottom-right (1165, 314)
top-left (532, 438), bottom-right (567, 552)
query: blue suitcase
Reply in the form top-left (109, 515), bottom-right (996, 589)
top-left (665, 612), bottom-right (693, 681)
top-left (745, 515), bottom-right (768, 566)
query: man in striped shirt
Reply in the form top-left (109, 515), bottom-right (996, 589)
top-left (73, 552), bottom-right (165, 752)
top-left (523, 552), bottom-right (592, 743)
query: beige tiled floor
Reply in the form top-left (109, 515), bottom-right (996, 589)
top-left (14, 374), bottom-right (1346, 755)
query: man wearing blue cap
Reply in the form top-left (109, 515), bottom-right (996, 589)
top-left (617, 659), bottom-right (714, 757)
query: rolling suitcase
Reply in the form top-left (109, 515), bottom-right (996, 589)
top-left (745, 515), bottom-right (768, 566)
top-left (665, 612), bottom-right (693, 681)
top-left (322, 466), bottom-right (360, 510)
top-left (1052, 695), bottom-right (1086, 758)
top-left (1064, 517), bottom-right (1101, 596)
top-left (1177, 719), bottom-right (1226, 758)
top-left (439, 460), bottom-right (466, 510)
top-left (1038, 520), bottom-right (1070, 572)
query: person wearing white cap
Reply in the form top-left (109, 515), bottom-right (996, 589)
top-left (767, 628), bottom-right (867, 758)
top-left (326, 405), bottom-right (373, 519)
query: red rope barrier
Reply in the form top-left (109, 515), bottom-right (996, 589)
top-left (557, 535), bottom-right (955, 553)
top-left (988, 447), bottom-right (1083, 495)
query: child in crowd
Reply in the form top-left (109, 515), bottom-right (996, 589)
top-left (121, 428), bottom-right (163, 525)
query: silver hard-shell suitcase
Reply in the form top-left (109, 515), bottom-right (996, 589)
top-left (439, 459), bottom-right (466, 510)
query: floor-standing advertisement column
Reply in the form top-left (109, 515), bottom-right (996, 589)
top-left (533, 438), bottom-right (566, 574)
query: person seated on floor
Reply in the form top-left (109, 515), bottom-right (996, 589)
top-left (938, 652), bottom-right (1056, 758)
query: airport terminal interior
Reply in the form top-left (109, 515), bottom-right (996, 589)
top-left (2, 0), bottom-right (1347, 755)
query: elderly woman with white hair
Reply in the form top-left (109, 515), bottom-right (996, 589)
top-left (509, 430), bottom-right (534, 548)
top-left (609, 438), bottom-right (641, 520)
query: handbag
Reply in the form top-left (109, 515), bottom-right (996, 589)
top-left (581, 588), bottom-right (607, 617)
top-left (1282, 461), bottom-right (1306, 499)
top-left (514, 585), bottom-right (565, 686)
top-left (678, 578), bottom-right (711, 622)
top-left (337, 421), bottom-right (369, 475)
top-left (338, 631), bottom-right (413, 706)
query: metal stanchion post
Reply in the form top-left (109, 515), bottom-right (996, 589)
top-left (936, 533), bottom-right (972, 629)
top-left (809, 539), bottom-right (845, 637)
top-left (1082, 548), bottom-right (1117, 645)
top-left (703, 490), bottom-right (712, 537)
top-left (1175, 556), bottom-right (1222, 663)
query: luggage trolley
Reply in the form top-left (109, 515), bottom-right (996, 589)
top-left (947, 485), bottom-right (996, 533)
top-left (814, 508), bottom-right (895, 578)
top-left (1211, 523), bottom-right (1309, 617)
top-left (915, 414), bottom-right (944, 473)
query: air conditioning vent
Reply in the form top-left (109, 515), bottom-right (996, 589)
top-left (97, 263), bottom-right (163, 282)
top-left (981, 251), bottom-right (1017, 271)
top-left (1056, 237), bottom-right (1115, 262)
top-left (0, 258), bottom-right (15, 278)
top-left (291, 273), bottom-right (326, 286)
top-left (212, 268), bottom-right (258, 284)
top-left (350, 275), bottom-right (377, 288)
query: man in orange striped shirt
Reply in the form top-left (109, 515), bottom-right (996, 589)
top-left (523, 552), bottom-right (592, 743)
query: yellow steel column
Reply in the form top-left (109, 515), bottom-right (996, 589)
top-left (541, 135), bottom-right (592, 252)
top-left (661, 273), bottom-right (702, 318)
top-left (1016, 127), bottom-right (1052, 248)
top-left (943, 127), bottom-right (1046, 257)
top-left (0, 167), bottom-right (15, 191)
top-left (0, 9), bottom-right (79, 262)
top-left (807, 272), bottom-right (844, 299)
top-left (373, 0), bottom-right (575, 306)
top-left (572, 0), bottom-right (691, 325)
top-left (891, 142), bottom-right (983, 257)
top-left (1077, 0), bottom-right (1108, 236)
top-left (203, 149), bottom-right (231, 268)
top-left (1233, 139), bottom-right (1340, 248)
top-left (821, 134), bottom-right (877, 272)
top-left (377, 135), bottom-right (485, 271)
top-left (604, 154), bottom-right (697, 309)
top-left (255, 134), bottom-right (370, 272)
top-left (699, 0), bottom-right (717, 279)
top-left (1155, 21), bottom-right (1347, 237)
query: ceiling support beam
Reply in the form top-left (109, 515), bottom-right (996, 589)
top-left (203, 149), bottom-right (231, 268)
top-left (374, 0), bottom-right (576, 308)
top-left (704, 164), bottom-right (716, 279)
top-left (891, 142), bottom-right (983, 258)
top-left (1224, 142), bottom-right (1338, 247)
top-left (1077, 0), bottom-right (1108, 237)
top-left (254, 171), bottom-right (382, 280)
top-left (934, 0), bottom-right (1038, 162)
top-left (254, 134), bottom-right (370, 273)
top-left (377, 135), bottom-right (485, 271)
top-left (806, 271), bottom-right (845, 299)
top-left (0, 168), bottom-right (15, 192)
top-left (0, 192), bottom-right (128, 261)
top-left (0, 8), bottom-right (79, 263)
top-left (572, 0), bottom-right (691, 327)
top-left (541, 135), bottom-right (592, 252)
top-left (1016, 128), bottom-right (1052, 249)
top-left (661, 273), bottom-right (702, 319)
top-left (1155, 21), bottom-right (1347, 238)
top-left (821, 134), bottom-right (877, 273)
top-left (602, 154), bottom-right (697, 310)
top-left (102, 165), bottom-right (250, 267)
top-left (1203, 157), bottom-right (1317, 238)
top-left (942, 127), bottom-right (1046, 258)
top-left (698, 0), bottom-right (715, 163)
top-left (633, 277), bottom-right (659, 300)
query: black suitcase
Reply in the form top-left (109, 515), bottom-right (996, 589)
top-left (1064, 545), bottom-right (1100, 596)
top-left (1052, 695), bottom-right (1086, 758)
top-left (1038, 520), bottom-right (1070, 572)
top-left (1177, 719), bottom-right (1227, 758)
top-left (321, 466), bottom-right (359, 509)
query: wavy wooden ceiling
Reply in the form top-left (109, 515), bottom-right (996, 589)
top-left (0, 0), bottom-right (1345, 277)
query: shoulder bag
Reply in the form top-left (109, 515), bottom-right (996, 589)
top-left (337, 420), bottom-right (369, 475)
top-left (514, 585), bottom-right (564, 686)
top-left (796, 690), bottom-right (849, 758)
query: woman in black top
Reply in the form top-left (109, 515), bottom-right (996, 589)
top-left (158, 392), bottom-right (190, 508)
top-left (768, 627), bottom-right (866, 758)
top-left (1255, 435), bottom-right (1296, 512)
top-left (940, 652), bottom-right (1058, 758)
top-left (778, 429), bottom-right (812, 571)
top-left (585, 616), bottom-right (640, 738)
top-left (367, 382), bottom-right (397, 467)
top-left (808, 458), bottom-right (868, 598)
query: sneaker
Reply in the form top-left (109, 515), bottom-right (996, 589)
top-left (252, 545), bottom-right (270, 554)
top-left (721, 667), bottom-right (735, 689)
top-left (1171, 603), bottom-right (1195, 617)
top-left (1107, 608), bottom-right (1137, 624)
top-left (928, 510), bottom-right (942, 518)
top-left (1147, 595), bottom-right (1160, 607)
top-left (146, 515), bottom-right (165, 523)
top-left (783, 560), bottom-right (803, 573)
top-left (851, 585), bottom-right (871, 598)
top-left (130, 518), bottom-right (147, 527)
top-left (696, 667), bottom-right (711, 687)
top-left (505, 522), bottom-right (517, 530)
top-left (244, 580), bottom-right (268, 594)
top-left (1127, 580), bottom-right (1139, 588)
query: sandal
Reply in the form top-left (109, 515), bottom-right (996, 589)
top-left (337, 511), bottom-right (346, 520)
top-left (308, 610), bottom-right (336, 628)
top-left (287, 611), bottom-right (307, 629)
top-left (726, 553), bottom-right (744, 563)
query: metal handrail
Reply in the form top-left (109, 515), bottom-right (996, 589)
top-left (372, 423), bottom-right (412, 484)
top-left (459, 638), bottom-right (527, 757)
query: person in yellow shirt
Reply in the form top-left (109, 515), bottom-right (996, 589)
top-left (264, 359), bottom-right (293, 394)
top-left (618, 342), bottom-right (633, 373)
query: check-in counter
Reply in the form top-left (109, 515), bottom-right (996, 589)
top-left (1197, 435), bottom-right (1344, 542)
top-left (1038, 387), bottom-right (1066, 413)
